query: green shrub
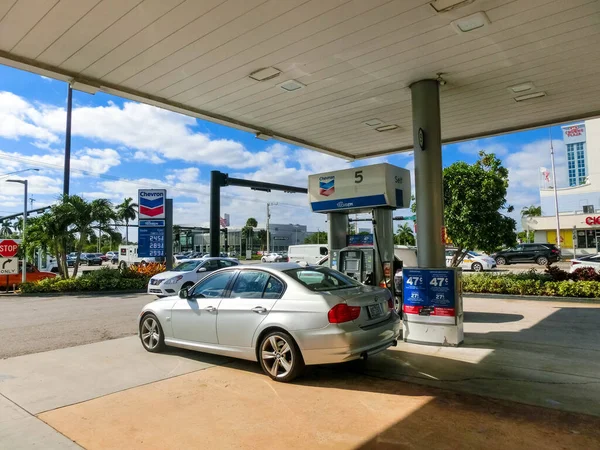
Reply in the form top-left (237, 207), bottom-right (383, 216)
top-left (20, 268), bottom-right (149, 294)
top-left (463, 272), bottom-right (600, 298)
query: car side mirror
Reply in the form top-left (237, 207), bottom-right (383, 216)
top-left (179, 288), bottom-right (189, 299)
top-left (197, 267), bottom-right (207, 272)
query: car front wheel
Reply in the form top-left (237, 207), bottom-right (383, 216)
top-left (471, 262), bottom-right (483, 272)
top-left (259, 331), bottom-right (304, 382)
top-left (495, 257), bottom-right (507, 266)
top-left (261, 258), bottom-right (266, 263)
top-left (536, 256), bottom-right (549, 266)
top-left (139, 314), bottom-right (165, 353)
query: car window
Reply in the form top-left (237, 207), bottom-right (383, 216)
top-left (219, 259), bottom-right (237, 268)
top-left (284, 267), bottom-right (361, 292)
top-left (190, 272), bottom-right (235, 298)
top-left (263, 276), bottom-right (285, 299)
top-left (172, 260), bottom-right (202, 272)
top-left (230, 271), bottom-right (270, 298)
top-left (202, 260), bottom-right (220, 271)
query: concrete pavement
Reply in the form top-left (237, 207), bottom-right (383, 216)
top-left (1, 296), bottom-right (600, 448)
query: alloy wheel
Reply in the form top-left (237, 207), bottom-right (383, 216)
top-left (141, 317), bottom-right (161, 350)
top-left (261, 335), bottom-right (294, 378)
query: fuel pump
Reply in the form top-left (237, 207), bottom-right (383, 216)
top-left (308, 163), bottom-right (411, 298)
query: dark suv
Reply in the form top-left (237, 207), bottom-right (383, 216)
top-left (492, 243), bottom-right (560, 266)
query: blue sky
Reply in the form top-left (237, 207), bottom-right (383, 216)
top-left (0, 63), bottom-right (571, 239)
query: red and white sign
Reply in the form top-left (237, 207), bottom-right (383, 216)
top-left (0, 239), bottom-right (19, 257)
top-left (138, 189), bottom-right (166, 219)
top-left (564, 126), bottom-right (584, 138)
top-left (585, 216), bottom-right (600, 226)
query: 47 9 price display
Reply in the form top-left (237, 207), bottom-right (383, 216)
top-left (402, 269), bottom-right (456, 317)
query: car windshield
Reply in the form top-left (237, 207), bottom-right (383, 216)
top-left (171, 260), bottom-right (202, 272)
top-left (284, 267), bottom-right (361, 292)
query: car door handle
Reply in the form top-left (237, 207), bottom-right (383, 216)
top-left (251, 306), bottom-right (267, 314)
top-left (205, 306), bottom-right (217, 313)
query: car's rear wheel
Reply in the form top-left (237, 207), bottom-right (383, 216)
top-left (495, 256), bottom-right (507, 266)
top-left (259, 331), bottom-right (304, 382)
top-left (471, 262), bottom-right (483, 272)
top-left (536, 256), bottom-right (549, 266)
top-left (139, 314), bottom-right (165, 353)
top-left (119, 261), bottom-right (127, 271)
top-left (261, 257), bottom-right (267, 263)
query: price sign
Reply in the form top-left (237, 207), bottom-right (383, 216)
top-left (138, 227), bottom-right (165, 258)
top-left (403, 268), bottom-right (457, 318)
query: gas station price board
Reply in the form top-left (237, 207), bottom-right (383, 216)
top-left (402, 268), bottom-right (458, 319)
top-left (138, 227), bottom-right (165, 257)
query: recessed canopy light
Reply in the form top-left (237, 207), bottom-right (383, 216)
top-left (363, 119), bottom-right (383, 127)
top-left (514, 91), bottom-right (546, 102)
top-left (450, 11), bottom-right (490, 33)
top-left (70, 80), bottom-right (99, 94)
top-left (278, 79), bottom-right (305, 92)
top-left (255, 132), bottom-right (272, 141)
top-left (249, 67), bottom-right (281, 82)
top-left (375, 124), bottom-right (399, 132)
top-left (507, 82), bottom-right (535, 94)
top-left (430, 0), bottom-right (475, 13)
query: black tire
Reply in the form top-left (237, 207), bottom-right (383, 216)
top-left (261, 258), bottom-right (267, 263)
top-left (180, 282), bottom-right (194, 292)
top-left (495, 256), bottom-right (507, 266)
top-left (139, 313), bottom-right (165, 353)
top-left (258, 330), bottom-right (305, 382)
top-left (119, 261), bottom-right (127, 271)
top-left (471, 262), bottom-right (484, 272)
top-left (536, 256), bottom-right (549, 266)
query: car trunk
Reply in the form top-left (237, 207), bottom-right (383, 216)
top-left (333, 285), bottom-right (392, 328)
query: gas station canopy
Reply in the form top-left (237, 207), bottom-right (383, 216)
top-left (1, 0), bottom-right (599, 159)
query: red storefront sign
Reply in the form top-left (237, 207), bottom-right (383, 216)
top-left (585, 216), bottom-right (600, 226)
top-left (565, 126), bottom-right (584, 137)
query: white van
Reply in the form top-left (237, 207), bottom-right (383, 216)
top-left (118, 245), bottom-right (158, 270)
top-left (288, 244), bottom-right (328, 264)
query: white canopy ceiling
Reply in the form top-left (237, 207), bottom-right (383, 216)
top-left (1, 0), bottom-right (599, 159)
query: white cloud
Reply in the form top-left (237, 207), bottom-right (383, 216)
top-left (0, 91), bottom-right (59, 144)
top-left (458, 140), bottom-right (509, 157)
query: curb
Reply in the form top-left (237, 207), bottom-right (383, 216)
top-left (463, 292), bottom-right (600, 304)
top-left (1, 289), bottom-right (148, 298)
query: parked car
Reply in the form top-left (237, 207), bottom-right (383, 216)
top-left (570, 253), bottom-right (600, 272)
top-left (491, 243), bottom-right (560, 266)
top-left (261, 253), bottom-right (284, 263)
top-left (139, 263), bottom-right (400, 382)
top-left (0, 263), bottom-right (56, 289)
top-left (147, 257), bottom-right (239, 297)
top-left (94, 253), bottom-right (108, 262)
top-left (445, 249), bottom-right (496, 272)
top-left (79, 253), bottom-right (103, 266)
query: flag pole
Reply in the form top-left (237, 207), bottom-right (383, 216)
top-left (550, 129), bottom-right (561, 250)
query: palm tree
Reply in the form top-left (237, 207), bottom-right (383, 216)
top-left (0, 221), bottom-right (12, 238)
top-left (242, 217), bottom-right (258, 254)
top-left (395, 223), bottom-right (415, 246)
top-left (117, 198), bottom-right (138, 245)
top-left (521, 205), bottom-right (542, 243)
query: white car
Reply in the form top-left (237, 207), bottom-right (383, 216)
top-left (445, 250), bottom-right (496, 272)
top-left (147, 257), bottom-right (239, 297)
top-left (570, 253), bottom-right (600, 272)
top-left (261, 253), bottom-right (285, 263)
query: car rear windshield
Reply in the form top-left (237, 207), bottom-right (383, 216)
top-left (283, 267), bottom-right (361, 291)
top-left (172, 260), bottom-right (202, 272)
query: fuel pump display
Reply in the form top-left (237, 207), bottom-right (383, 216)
top-left (337, 247), bottom-right (375, 284)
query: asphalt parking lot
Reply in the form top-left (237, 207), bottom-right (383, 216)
top-left (1, 293), bottom-right (599, 449)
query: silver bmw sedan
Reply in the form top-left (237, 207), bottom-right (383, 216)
top-left (138, 263), bottom-right (401, 382)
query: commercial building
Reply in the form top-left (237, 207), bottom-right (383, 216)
top-left (192, 224), bottom-right (309, 254)
top-left (524, 119), bottom-right (600, 255)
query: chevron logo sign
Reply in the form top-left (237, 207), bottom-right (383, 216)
top-left (138, 189), bottom-right (166, 219)
top-left (319, 176), bottom-right (335, 197)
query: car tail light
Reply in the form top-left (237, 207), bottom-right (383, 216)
top-left (572, 261), bottom-right (580, 266)
top-left (552, 249), bottom-right (559, 254)
top-left (387, 297), bottom-right (394, 310)
top-left (328, 303), bottom-right (361, 323)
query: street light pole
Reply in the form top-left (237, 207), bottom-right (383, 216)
top-left (0, 168), bottom-right (39, 181)
top-left (6, 179), bottom-right (28, 283)
top-left (550, 129), bottom-right (561, 250)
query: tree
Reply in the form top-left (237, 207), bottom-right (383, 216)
top-left (395, 223), bottom-right (415, 246)
top-left (241, 218), bottom-right (258, 253)
top-left (413, 151), bottom-right (517, 266)
top-left (304, 231), bottom-right (327, 244)
top-left (117, 197), bottom-right (138, 245)
top-left (0, 221), bottom-right (12, 237)
top-left (521, 205), bottom-right (542, 243)
top-left (256, 229), bottom-right (267, 250)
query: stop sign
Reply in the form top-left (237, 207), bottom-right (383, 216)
top-left (0, 239), bottom-right (19, 257)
